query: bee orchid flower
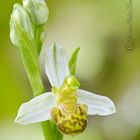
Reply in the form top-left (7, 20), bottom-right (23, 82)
top-left (15, 44), bottom-right (116, 135)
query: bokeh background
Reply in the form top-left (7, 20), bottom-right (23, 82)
top-left (0, 0), bottom-right (140, 140)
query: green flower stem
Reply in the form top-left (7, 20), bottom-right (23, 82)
top-left (16, 24), bottom-right (63, 140)
top-left (41, 121), bottom-right (63, 140)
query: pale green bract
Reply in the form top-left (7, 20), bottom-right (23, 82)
top-left (9, 3), bottom-right (44, 96)
top-left (15, 44), bottom-right (116, 135)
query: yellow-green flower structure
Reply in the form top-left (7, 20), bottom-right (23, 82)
top-left (15, 44), bottom-right (116, 136)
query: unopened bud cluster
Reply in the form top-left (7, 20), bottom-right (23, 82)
top-left (10, 0), bottom-right (49, 46)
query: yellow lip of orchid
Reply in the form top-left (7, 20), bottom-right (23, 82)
top-left (50, 75), bottom-right (88, 135)
top-left (15, 44), bottom-right (116, 135)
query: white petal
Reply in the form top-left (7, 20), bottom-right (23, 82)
top-left (77, 89), bottom-right (116, 116)
top-left (15, 92), bottom-right (55, 125)
top-left (45, 43), bottom-right (70, 88)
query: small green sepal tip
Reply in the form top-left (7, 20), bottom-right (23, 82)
top-left (69, 47), bottom-right (80, 75)
top-left (64, 75), bottom-right (80, 90)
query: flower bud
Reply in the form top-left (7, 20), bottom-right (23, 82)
top-left (22, 0), bottom-right (49, 25)
top-left (10, 4), bottom-right (34, 46)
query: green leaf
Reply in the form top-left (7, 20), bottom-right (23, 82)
top-left (68, 47), bottom-right (80, 75)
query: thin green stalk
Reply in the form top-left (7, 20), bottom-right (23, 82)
top-left (41, 121), bottom-right (63, 140)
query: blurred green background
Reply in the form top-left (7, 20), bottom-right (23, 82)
top-left (0, 0), bottom-right (140, 140)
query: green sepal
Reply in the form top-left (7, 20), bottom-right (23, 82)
top-left (68, 47), bottom-right (80, 75)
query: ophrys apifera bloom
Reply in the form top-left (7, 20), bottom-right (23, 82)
top-left (15, 44), bottom-right (116, 135)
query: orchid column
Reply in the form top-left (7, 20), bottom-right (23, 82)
top-left (9, 1), bottom-right (62, 140)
